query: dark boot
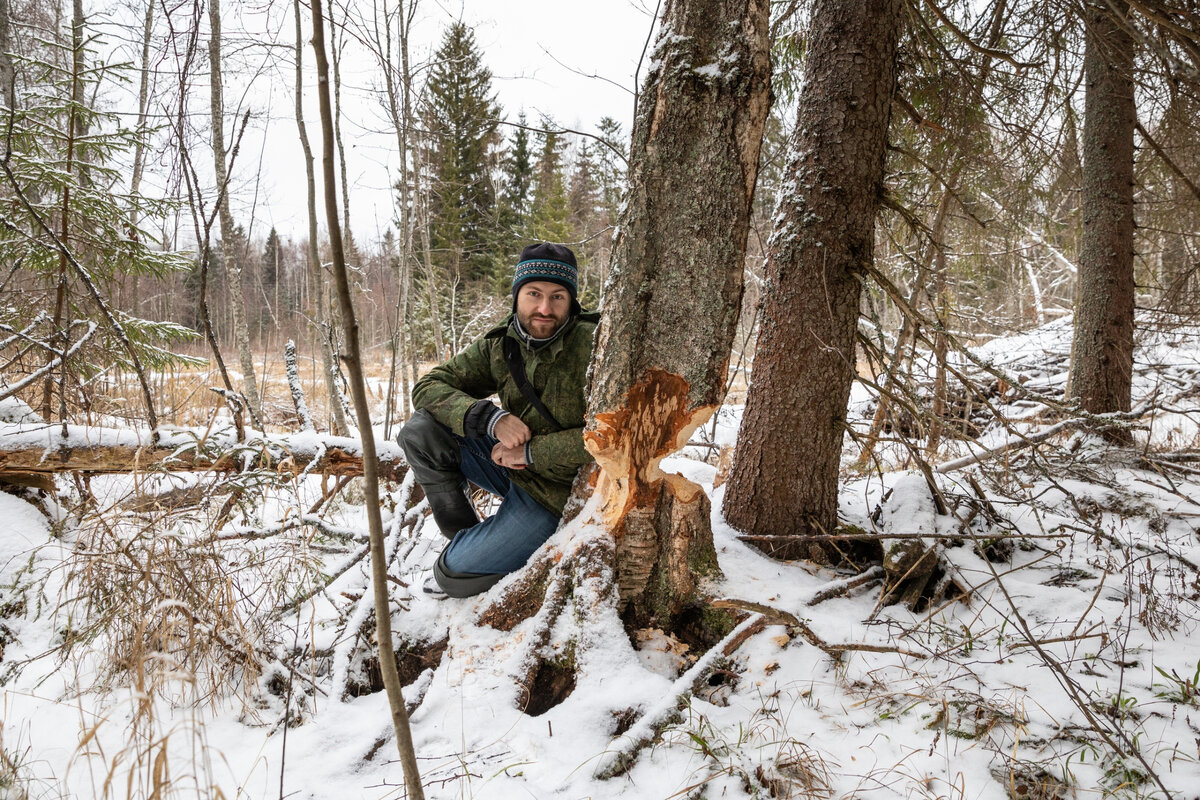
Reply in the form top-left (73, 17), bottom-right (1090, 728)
top-left (432, 551), bottom-right (504, 598)
top-left (425, 482), bottom-right (480, 539)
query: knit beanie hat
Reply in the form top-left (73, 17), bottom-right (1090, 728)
top-left (512, 242), bottom-right (579, 302)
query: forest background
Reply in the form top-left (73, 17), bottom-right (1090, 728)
top-left (5, 0), bottom-right (1196, 435)
top-left (5, 0), bottom-right (1200, 796)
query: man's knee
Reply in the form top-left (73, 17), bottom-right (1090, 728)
top-left (397, 409), bottom-right (461, 478)
top-left (396, 408), bottom-right (441, 451)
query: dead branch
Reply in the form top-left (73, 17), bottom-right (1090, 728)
top-left (935, 418), bottom-right (1087, 473)
top-left (807, 566), bottom-right (887, 605)
top-left (712, 598), bottom-right (927, 659)
top-left (592, 613), bottom-right (767, 780)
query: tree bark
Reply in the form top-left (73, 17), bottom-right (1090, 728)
top-left (581, 0), bottom-right (771, 627)
top-left (208, 0), bottom-right (263, 427)
top-left (1067, 0), bottom-right (1136, 442)
top-left (0, 0), bottom-right (12, 111)
top-left (426, 0), bottom-right (769, 742)
top-left (370, 0), bottom-right (419, 436)
top-left (125, 0), bottom-right (155, 318)
top-left (722, 0), bottom-right (903, 555)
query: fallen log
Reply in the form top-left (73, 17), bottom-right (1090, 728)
top-left (0, 422), bottom-right (407, 482)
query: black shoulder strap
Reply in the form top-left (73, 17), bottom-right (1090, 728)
top-left (502, 336), bottom-right (564, 431)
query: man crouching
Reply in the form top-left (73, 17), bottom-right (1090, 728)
top-left (397, 243), bottom-right (598, 597)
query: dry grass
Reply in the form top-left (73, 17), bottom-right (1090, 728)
top-left (41, 466), bottom-right (347, 799)
top-left (45, 341), bottom-right (425, 432)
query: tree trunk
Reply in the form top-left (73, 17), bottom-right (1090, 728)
top-left (722, 0), bottom-right (903, 556)
top-left (310, 1), bottom-right (424, 792)
top-left (0, 426), bottom-right (408, 482)
top-left (585, 0), bottom-right (770, 627)
top-left (416, 0), bottom-right (768, 756)
top-left (125, 0), bottom-right (155, 318)
top-left (0, 0), bottom-right (12, 111)
top-left (292, 0), bottom-right (348, 436)
top-left (371, 0), bottom-right (419, 437)
top-left (1067, 0), bottom-right (1135, 441)
top-left (208, 0), bottom-right (263, 427)
top-left (329, 8), bottom-right (353, 242)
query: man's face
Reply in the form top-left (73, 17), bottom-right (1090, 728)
top-left (515, 280), bottom-right (572, 339)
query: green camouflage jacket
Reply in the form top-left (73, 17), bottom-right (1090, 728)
top-left (411, 312), bottom-right (599, 515)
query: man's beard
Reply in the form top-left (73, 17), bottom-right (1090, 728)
top-left (518, 308), bottom-right (568, 339)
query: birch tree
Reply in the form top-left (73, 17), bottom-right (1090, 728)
top-left (208, 0), bottom-right (262, 426)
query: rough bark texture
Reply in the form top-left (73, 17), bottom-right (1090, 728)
top-left (585, 0), bottom-right (771, 628)
top-left (0, 0), bottom-right (12, 111)
top-left (1068, 0), bottom-right (1135, 437)
top-left (722, 0), bottom-right (903, 555)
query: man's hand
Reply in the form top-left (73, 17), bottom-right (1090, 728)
top-left (491, 442), bottom-right (528, 470)
top-left (493, 413), bottom-right (531, 448)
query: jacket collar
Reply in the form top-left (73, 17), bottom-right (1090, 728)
top-left (511, 316), bottom-right (575, 351)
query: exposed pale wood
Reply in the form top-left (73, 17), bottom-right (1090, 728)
top-left (581, 0), bottom-right (772, 626)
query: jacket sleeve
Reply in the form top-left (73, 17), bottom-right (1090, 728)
top-left (411, 339), bottom-right (499, 436)
top-left (526, 426), bottom-right (594, 484)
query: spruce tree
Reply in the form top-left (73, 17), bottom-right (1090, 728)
top-left (423, 21), bottom-right (502, 290)
top-left (500, 111), bottom-right (534, 228)
top-left (596, 116), bottom-right (627, 221)
top-left (527, 123), bottom-right (571, 244)
top-left (568, 140), bottom-right (605, 303)
top-left (261, 226), bottom-right (282, 330)
top-left (0, 14), bottom-right (196, 423)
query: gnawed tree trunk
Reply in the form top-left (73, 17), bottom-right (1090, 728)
top-left (722, 0), bottom-right (903, 558)
top-left (584, 0), bottom-right (770, 628)
top-left (463, 0), bottom-right (770, 726)
top-left (1068, 0), bottom-right (1135, 441)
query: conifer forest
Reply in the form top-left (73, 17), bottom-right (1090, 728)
top-left (4, 0), bottom-right (1200, 798)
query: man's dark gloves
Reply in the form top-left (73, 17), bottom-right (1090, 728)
top-left (464, 399), bottom-right (507, 440)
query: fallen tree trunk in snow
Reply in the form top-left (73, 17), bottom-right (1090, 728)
top-left (0, 423), bottom-right (407, 482)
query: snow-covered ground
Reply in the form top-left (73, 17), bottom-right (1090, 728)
top-left (5, 319), bottom-right (1200, 799)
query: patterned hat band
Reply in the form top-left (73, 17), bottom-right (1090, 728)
top-left (512, 258), bottom-right (578, 298)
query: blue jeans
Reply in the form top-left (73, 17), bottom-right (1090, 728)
top-left (398, 409), bottom-right (561, 577)
top-left (439, 433), bottom-right (562, 574)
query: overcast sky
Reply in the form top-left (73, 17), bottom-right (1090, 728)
top-left (233, 0), bottom-right (657, 246)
